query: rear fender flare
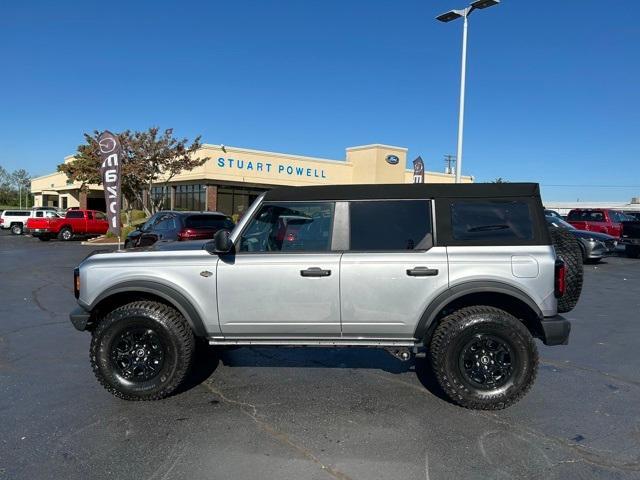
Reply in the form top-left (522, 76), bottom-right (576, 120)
top-left (414, 281), bottom-right (543, 340)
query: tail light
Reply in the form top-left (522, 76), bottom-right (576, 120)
top-left (554, 259), bottom-right (566, 298)
top-left (0, 218), bottom-right (3, 225)
top-left (178, 228), bottom-right (197, 241)
top-left (74, 268), bottom-right (80, 299)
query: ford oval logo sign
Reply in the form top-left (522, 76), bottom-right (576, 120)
top-left (386, 154), bottom-right (400, 165)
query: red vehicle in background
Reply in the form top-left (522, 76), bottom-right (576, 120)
top-left (26, 209), bottom-right (109, 241)
top-left (566, 209), bottom-right (635, 238)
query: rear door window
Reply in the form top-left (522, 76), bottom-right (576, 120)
top-left (349, 200), bottom-right (432, 251)
top-left (451, 201), bottom-right (533, 241)
top-left (185, 215), bottom-right (233, 229)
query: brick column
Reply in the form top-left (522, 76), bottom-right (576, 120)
top-left (206, 185), bottom-right (218, 211)
top-left (79, 188), bottom-right (88, 210)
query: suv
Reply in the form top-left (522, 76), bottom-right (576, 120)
top-left (70, 183), bottom-right (574, 410)
top-left (124, 211), bottom-right (235, 248)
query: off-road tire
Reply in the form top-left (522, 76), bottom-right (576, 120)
top-left (90, 301), bottom-right (195, 401)
top-left (58, 227), bottom-right (73, 241)
top-left (429, 306), bottom-right (538, 410)
top-left (10, 223), bottom-right (23, 235)
top-left (549, 227), bottom-right (583, 313)
top-left (626, 245), bottom-right (640, 259)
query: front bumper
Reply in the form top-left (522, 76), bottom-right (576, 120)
top-left (70, 306), bottom-right (92, 331)
top-left (540, 315), bottom-right (571, 346)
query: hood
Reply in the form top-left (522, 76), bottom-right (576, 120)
top-left (570, 230), bottom-right (615, 241)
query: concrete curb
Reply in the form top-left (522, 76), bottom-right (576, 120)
top-left (80, 241), bottom-right (123, 246)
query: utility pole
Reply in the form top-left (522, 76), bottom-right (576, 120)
top-left (444, 155), bottom-right (456, 175)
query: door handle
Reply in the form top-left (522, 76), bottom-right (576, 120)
top-left (300, 267), bottom-right (331, 277)
top-left (406, 267), bottom-right (439, 277)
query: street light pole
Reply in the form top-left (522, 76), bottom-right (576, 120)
top-left (455, 10), bottom-right (469, 184)
top-left (436, 0), bottom-right (500, 183)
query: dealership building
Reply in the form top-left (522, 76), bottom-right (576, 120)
top-left (30, 143), bottom-right (473, 217)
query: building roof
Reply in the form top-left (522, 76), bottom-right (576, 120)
top-left (264, 183), bottom-right (541, 202)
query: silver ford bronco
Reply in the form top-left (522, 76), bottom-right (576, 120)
top-left (70, 183), bottom-right (577, 409)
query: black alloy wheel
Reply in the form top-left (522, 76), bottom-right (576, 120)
top-left (458, 334), bottom-right (515, 390)
top-left (110, 327), bottom-right (166, 383)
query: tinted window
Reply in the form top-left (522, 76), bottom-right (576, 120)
top-left (185, 215), bottom-right (234, 230)
top-left (154, 214), bottom-right (178, 231)
top-left (94, 212), bottom-right (106, 221)
top-left (66, 211), bottom-right (84, 219)
top-left (451, 201), bottom-right (533, 241)
top-left (349, 200), bottom-right (432, 251)
top-left (5, 211), bottom-right (30, 216)
top-left (567, 210), bottom-right (604, 222)
top-left (240, 202), bottom-right (333, 252)
top-left (36, 211), bottom-right (44, 218)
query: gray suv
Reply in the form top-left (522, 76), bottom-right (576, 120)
top-left (70, 183), bottom-right (573, 410)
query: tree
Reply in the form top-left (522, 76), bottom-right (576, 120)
top-left (492, 177), bottom-right (508, 183)
top-left (11, 169), bottom-right (31, 208)
top-left (58, 127), bottom-right (209, 217)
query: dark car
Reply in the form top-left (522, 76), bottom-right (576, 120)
top-left (124, 211), bottom-right (234, 248)
top-left (546, 215), bottom-right (617, 263)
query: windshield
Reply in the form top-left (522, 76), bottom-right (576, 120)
top-left (545, 216), bottom-right (576, 230)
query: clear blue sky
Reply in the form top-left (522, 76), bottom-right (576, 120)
top-left (0, 0), bottom-right (638, 201)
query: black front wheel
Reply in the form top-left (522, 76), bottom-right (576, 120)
top-left (58, 227), bottom-right (73, 241)
top-left (90, 301), bottom-right (195, 400)
top-left (11, 224), bottom-right (23, 235)
top-left (429, 306), bottom-right (538, 410)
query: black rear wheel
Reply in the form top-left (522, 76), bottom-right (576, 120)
top-left (549, 227), bottom-right (583, 313)
top-left (429, 306), bottom-right (538, 410)
top-left (90, 301), bottom-right (195, 400)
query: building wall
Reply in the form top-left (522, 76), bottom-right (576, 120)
top-left (30, 143), bottom-right (473, 209)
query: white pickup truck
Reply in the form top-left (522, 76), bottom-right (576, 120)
top-left (0, 209), bottom-right (60, 235)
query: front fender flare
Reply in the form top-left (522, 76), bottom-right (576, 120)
top-left (84, 280), bottom-right (208, 337)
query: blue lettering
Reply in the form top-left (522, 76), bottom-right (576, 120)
top-left (286, 166), bottom-right (293, 175)
top-left (314, 169), bottom-right (319, 178)
top-left (228, 158), bottom-right (234, 168)
top-left (218, 157), bottom-right (225, 168)
top-left (278, 165), bottom-right (285, 173)
top-left (322, 170), bottom-right (326, 179)
top-left (247, 161), bottom-right (253, 170)
top-left (306, 168), bottom-right (311, 176)
top-left (237, 160), bottom-right (244, 169)
top-left (257, 162), bottom-right (263, 172)
top-left (266, 163), bottom-right (272, 172)
top-left (295, 167), bottom-right (304, 176)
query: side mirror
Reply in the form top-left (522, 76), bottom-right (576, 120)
top-left (207, 229), bottom-right (233, 254)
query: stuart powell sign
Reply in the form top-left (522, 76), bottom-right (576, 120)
top-left (98, 131), bottom-right (122, 235)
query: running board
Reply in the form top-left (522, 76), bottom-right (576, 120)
top-left (208, 338), bottom-right (417, 347)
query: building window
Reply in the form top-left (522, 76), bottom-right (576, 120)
top-left (61, 196), bottom-right (68, 210)
top-left (217, 186), bottom-right (268, 221)
top-left (174, 184), bottom-right (206, 211)
top-left (150, 186), bottom-right (171, 210)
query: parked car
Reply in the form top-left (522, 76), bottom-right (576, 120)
top-left (70, 183), bottom-right (577, 410)
top-left (622, 211), bottom-right (640, 221)
top-left (124, 211), bottom-right (234, 248)
top-left (546, 215), bottom-right (616, 263)
top-left (566, 208), bottom-right (635, 238)
top-left (26, 209), bottom-right (108, 241)
top-left (1, 210), bottom-right (32, 235)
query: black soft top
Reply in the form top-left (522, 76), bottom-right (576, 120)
top-left (264, 183), bottom-right (541, 202)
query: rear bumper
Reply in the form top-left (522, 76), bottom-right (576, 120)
top-left (540, 315), bottom-right (571, 346)
top-left (70, 306), bottom-right (92, 331)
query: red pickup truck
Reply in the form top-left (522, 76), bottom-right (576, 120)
top-left (566, 209), bottom-right (635, 238)
top-left (26, 209), bottom-right (109, 241)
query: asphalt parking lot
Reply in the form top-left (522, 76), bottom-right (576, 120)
top-left (1, 230), bottom-right (639, 480)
